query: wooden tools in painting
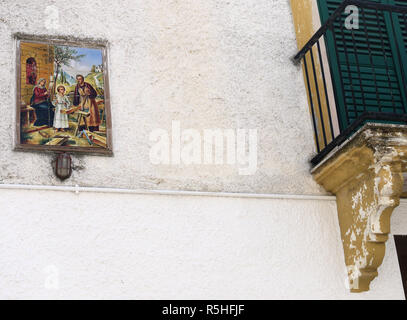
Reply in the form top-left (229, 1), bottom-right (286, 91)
top-left (45, 135), bottom-right (70, 146)
top-left (73, 110), bottom-right (91, 136)
top-left (77, 129), bottom-right (107, 148)
top-left (24, 125), bottom-right (49, 134)
top-left (20, 104), bottom-right (37, 127)
top-left (85, 131), bottom-right (106, 148)
top-left (60, 105), bottom-right (82, 115)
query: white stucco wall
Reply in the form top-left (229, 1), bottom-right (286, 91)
top-left (0, 0), bottom-right (324, 195)
top-left (0, 1), bottom-right (405, 300)
top-left (0, 186), bottom-right (405, 300)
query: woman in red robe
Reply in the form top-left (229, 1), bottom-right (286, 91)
top-left (30, 78), bottom-right (54, 127)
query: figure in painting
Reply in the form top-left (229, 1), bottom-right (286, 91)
top-left (19, 41), bottom-right (109, 151)
top-left (52, 85), bottom-right (70, 132)
top-left (73, 74), bottom-right (101, 132)
top-left (30, 78), bottom-right (54, 127)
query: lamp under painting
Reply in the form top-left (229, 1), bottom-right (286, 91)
top-left (54, 153), bottom-right (72, 180)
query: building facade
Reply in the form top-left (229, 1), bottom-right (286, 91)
top-left (0, 0), bottom-right (406, 299)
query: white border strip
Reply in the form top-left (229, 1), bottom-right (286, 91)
top-left (0, 183), bottom-right (337, 201)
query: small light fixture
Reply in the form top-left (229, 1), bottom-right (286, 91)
top-left (54, 153), bottom-right (72, 180)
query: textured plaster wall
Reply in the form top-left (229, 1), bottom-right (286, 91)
top-left (0, 187), bottom-right (405, 299)
top-left (0, 0), bottom-right (325, 195)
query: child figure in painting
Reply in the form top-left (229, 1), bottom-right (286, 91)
top-left (52, 85), bottom-right (71, 132)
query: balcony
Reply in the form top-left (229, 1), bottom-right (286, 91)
top-left (293, 0), bottom-right (407, 292)
top-left (294, 0), bottom-right (407, 166)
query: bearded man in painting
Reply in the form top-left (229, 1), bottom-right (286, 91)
top-left (73, 74), bottom-right (101, 132)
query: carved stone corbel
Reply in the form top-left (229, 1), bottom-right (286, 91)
top-left (312, 124), bottom-right (407, 292)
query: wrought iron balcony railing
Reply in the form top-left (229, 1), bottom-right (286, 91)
top-left (294, 0), bottom-right (407, 166)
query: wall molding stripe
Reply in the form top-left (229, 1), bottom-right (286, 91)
top-left (0, 183), bottom-right (337, 201)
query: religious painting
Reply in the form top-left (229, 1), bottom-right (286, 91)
top-left (15, 37), bottom-right (112, 154)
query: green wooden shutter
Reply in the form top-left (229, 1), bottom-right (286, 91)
top-left (317, 0), bottom-right (407, 130)
top-left (390, 0), bottom-right (407, 73)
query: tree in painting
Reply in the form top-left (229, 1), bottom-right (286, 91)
top-left (52, 46), bottom-right (85, 97)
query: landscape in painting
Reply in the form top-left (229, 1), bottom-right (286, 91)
top-left (19, 41), bottom-right (109, 150)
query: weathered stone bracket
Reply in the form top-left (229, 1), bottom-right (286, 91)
top-left (312, 124), bottom-right (407, 292)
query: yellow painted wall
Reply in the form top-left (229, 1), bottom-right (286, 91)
top-left (290, 0), bottom-right (339, 150)
top-left (291, 0), bottom-right (315, 48)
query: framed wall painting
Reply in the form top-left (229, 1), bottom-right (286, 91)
top-left (15, 35), bottom-right (113, 155)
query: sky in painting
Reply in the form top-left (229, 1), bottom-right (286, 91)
top-left (61, 46), bottom-right (103, 78)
